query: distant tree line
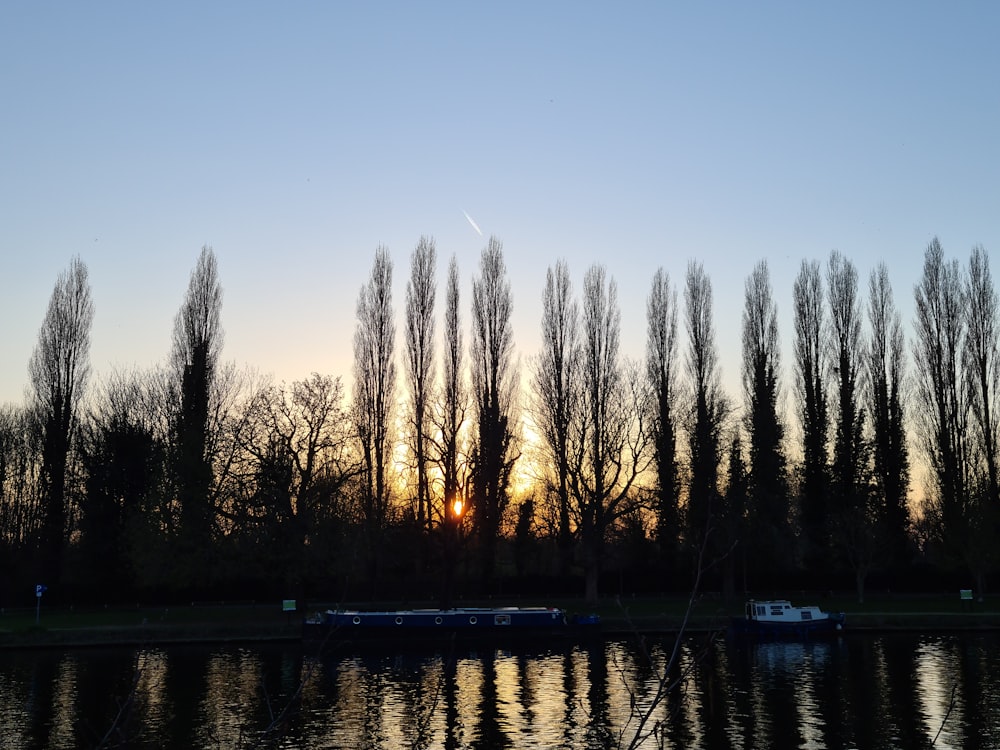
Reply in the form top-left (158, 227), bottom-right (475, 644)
top-left (1, 237), bottom-right (998, 606)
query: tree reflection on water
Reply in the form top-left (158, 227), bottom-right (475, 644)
top-left (5, 634), bottom-right (1000, 748)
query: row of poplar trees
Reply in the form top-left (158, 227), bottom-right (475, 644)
top-left (1, 237), bottom-right (997, 604)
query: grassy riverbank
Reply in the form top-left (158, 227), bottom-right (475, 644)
top-left (3, 593), bottom-right (999, 648)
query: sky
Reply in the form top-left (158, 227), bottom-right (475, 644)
top-left (2, 2), bottom-right (999, 418)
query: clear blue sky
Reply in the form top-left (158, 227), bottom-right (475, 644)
top-left (2, 2), bottom-right (998, 412)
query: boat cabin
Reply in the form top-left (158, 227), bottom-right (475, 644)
top-left (745, 600), bottom-right (829, 623)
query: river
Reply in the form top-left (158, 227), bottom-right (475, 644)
top-left (2, 631), bottom-right (999, 749)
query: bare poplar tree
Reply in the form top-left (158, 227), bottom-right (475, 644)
top-left (793, 259), bottom-right (829, 568)
top-left (965, 245), bottom-right (1000, 509)
top-left (684, 261), bottom-right (727, 558)
top-left (569, 264), bottom-right (648, 603)
top-left (741, 260), bottom-right (790, 582)
top-left (867, 263), bottom-right (910, 569)
top-left (404, 237), bottom-right (436, 530)
top-left (171, 246), bottom-right (223, 583)
top-left (532, 259), bottom-right (578, 573)
top-left (353, 246), bottom-right (396, 571)
top-left (469, 237), bottom-right (518, 582)
top-left (913, 238), bottom-right (969, 563)
top-left (826, 250), bottom-right (875, 600)
top-left (827, 250), bottom-right (867, 509)
top-left (29, 255), bottom-right (94, 584)
top-left (646, 267), bottom-right (681, 568)
top-left (435, 255), bottom-right (467, 525)
top-left (434, 255), bottom-right (467, 607)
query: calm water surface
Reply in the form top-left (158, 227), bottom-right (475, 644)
top-left (2, 632), bottom-right (999, 749)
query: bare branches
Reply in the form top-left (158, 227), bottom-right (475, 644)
top-left (404, 237), bottom-right (437, 529)
top-left (470, 237), bottom-right (518, 581)
top-left (794, 258), bottom-right (829, 567)
top-left (684, 261), bottom-right (726, 556)
top-left (531, 258), bottom-right (579, 568)
top-left (913, 238), bottom-right (969, 552)
top-left (827, 249), bottom-right (866, 503)
top-left (964, 245), bottom-right (1000, 507)
top-left (29, 255), bottom-right (94, 582)
top-left (867, 262), bottom-right (910, 567)
top-left (353, 245), bottom-right (396, 532)
top-left (741, 260), bottom-right (789, 582)
top-left (432, 254), bottom-right (468, 527)
top-left (567, 264), bottom-right (650, 603)
top-left (646, 268), bottom-right (681, 561)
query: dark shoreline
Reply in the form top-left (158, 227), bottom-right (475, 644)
top-left (5, 611), bottom-right (1000, 650)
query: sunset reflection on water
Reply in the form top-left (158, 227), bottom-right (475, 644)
top-left (6, 634), bottom-right (1000, 748)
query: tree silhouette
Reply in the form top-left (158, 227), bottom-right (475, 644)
top-left (965, 245), bottom-right (1000, 510)
top-left (913, 238), bottom-right (969, 565)
top-left (827, 250), bottom-right (872, 595)
top-left (532, 259), bottom-right (579, 574)
top-left (234, 373), bottom-right (357, 596)
top-left (741, 260), bottom-right (789, 585)
top-left (433, 256), bottom-right (468, 519)
top-left (404, 237), bottom-right (436, 531)
top-left (793, 259), bottom-right (829, 570)
top-left (568, 264), bottom-right (648, 603)
top-left (353, 246), bottom-right (396, 588)
top-left (0, 404), bottom-right (42, 597)
top-left (170, 246), bottom-right (223, 588)
top-left (963, 245), bottom-right (1000, 589)
top-left (646, 267), bottom-right (681, 573)
top-left (469, 237), bottom-right (518, 583)
top-left (827, 250), bottom-right (867, 516)
top-left (433, 255), bottom-right (468, 606)
top-left (866, 262), bottom-right (910, 570)
top-left (29, 255), bottom-right (94, 586)
top-left (79, 370), bottom-right (166, 594)
top-left (684, 261), bottom-right (726, 563)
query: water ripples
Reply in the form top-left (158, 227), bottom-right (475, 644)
top-left (4, 634), bottom-right (1000, 748)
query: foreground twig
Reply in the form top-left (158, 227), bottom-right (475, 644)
top-left (94, 652), bottom-right (143, 749)
top-left (930, 682), bottom-right (958, 747)
top-left (617, 525), bottom-right (732, 750)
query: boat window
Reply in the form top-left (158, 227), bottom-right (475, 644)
top-left (352, 616), bottom-right (361, 625)
top-left (801, 611), bottom-right (812, 620)
top-left (435, 616), bottom-right (443, 625)
top-left (495, 614), bottom-right (511, 626)
top-left (469, 616), bottom-right (478, 625)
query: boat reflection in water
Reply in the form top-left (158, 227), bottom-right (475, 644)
top-left (5, 633), bottom-right (1000, 748)
top-left (729, 639), bottom-right (838, 749)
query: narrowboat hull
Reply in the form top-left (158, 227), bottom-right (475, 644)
top-left (303, 607), bottom-right (600, 644)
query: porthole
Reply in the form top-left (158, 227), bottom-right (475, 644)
top-left (469, 616), bottom-right (478, 625)
top-left (352, 616), bottom-right (361, 625)
top-left (435, 616), bottom-right (443, 625)
top-left (395, 616), bottom-right (403, 625)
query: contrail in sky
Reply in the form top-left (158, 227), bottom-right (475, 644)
top-left (463, 210), bottom-right (483, 237)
